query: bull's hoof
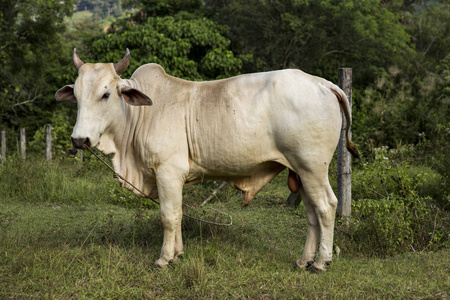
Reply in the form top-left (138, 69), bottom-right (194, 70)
top-left (153, 263), bottom-right (163, 269)
top-left (294, 259), bottom-right (313, 271)
top-left (154, 258), bottom-right (170, 268)
top-left (309, 262), bottom-right (327, 273)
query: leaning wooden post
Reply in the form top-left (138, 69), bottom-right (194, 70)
top-left (45, 124), bottom-right (52, 161)
top-left (337, 68), bottom-right (353, 218)
top-left (20, 128), bottom-right (26, 160)
top-left (1, 131), bottom-right (6, 161)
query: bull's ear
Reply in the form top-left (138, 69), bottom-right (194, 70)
top-left (55, 85), bottom-right (77, 103)
top-left (120, 85), bottom-right (153, 106)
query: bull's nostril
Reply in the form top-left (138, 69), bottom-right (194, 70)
top-left (71, 137), bottom-right (90, 149)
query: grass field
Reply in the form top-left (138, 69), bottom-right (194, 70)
top-left (0, 158), bottom-right (449, 299)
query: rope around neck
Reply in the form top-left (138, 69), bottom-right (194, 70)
top-left (83, 146), bottom-right (233, 226)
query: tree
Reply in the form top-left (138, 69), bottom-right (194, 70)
top-left (122, 0), bottom-right (203, 21)
top-left (89, 13), bottom-right (242, 80)
top-left (0, 0), bottom-right (76, 130)
top-left (204, 0), bottom-right (415, 87)
top-left (350, 0), bottom-right (450, 148)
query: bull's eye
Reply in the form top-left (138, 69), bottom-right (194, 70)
top-left (101, 93), bottom-right (110, 100)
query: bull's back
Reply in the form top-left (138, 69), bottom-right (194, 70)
top-left (185, 69), bottom-right (342, 175)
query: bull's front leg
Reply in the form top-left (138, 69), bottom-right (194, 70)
top-left (154, 170), bottom-right (184, 267)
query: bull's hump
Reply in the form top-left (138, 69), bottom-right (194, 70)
top-left (132, 63), bottom-right (167, 79)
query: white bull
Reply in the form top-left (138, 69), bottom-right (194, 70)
top-left (56, 49), bottom-right (358, 272)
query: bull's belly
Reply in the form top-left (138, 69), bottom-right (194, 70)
top-left (185, 158), bottom-right (288, 205)
top-left (187, 143), bottom-right (288, 177)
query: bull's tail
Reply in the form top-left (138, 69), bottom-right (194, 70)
top-left (330, 86), bottom-right (359, 158)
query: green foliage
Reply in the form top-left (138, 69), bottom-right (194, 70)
top-left (352, 61), bottom-right (449, 149)
top-left (28, 112), bottom-right (73, 157)
top-left (337, 146), bottom-right (449, 257)
top-left (350, 0), bottom-right (450, 148)
top-left (409, 0), bottom-right (450, 76)
top-left (205, 0), bottom-right (414, 84)
top-left (351, 123), bottom-right (449, 208)
top-left (0, 0), bottom-right (77, 130)
top-left (77, 0), bottom-right (124, 19)
top-left (90, 13), bottom-right (242, 80)
top-left (420, 123), bottom-right (450, 181)
top-left (123, 0), bottom-right (203, 19)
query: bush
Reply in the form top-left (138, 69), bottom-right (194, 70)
top-left (353, 147), bottom-right (448, 209)
top-left (336, 146), bottom-right (449, 257)
top-left (28, 112), bottom-right (73, 158)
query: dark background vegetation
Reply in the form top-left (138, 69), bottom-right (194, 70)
top-left (1, 0), bottom-right (449, 151)
top-left (0, 1), bottom-right (449, 297)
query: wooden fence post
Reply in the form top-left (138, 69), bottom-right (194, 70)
top-left (1, 131), bottom-right (6, 161)
top-left (45, 124), bottom-right (52, 161)
top-left (20, 128), bottom-right (26, 160)
top-left (337, 68), bottom-right (353, 218)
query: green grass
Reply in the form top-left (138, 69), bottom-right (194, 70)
top-left (0, 158), bottom-right (449, 299)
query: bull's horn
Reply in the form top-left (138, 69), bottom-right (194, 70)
top-left (73, 48), bottom-right (84, 71)
top-left (114, 48), bottom-right (130, 76)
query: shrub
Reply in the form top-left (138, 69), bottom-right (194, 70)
top-left (28, 112), bottom-right (73, 158)
top-left (353, 147), bottom-right (448, 208)
top-left (336, 146), bottom-right (449, 257)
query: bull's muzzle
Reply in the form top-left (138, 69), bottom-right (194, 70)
top-left (71, 137), bottom-right (91, 149)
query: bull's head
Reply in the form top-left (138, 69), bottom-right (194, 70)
top-left (55, 49), bottom-right (152, 150)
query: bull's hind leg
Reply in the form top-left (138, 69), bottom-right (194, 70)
top-left (296, 169), bottom-right (338, 272)
top-left (296, 185), bottom-right (320, 270)
top-left (174, 215), bottom-right (184, 260)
